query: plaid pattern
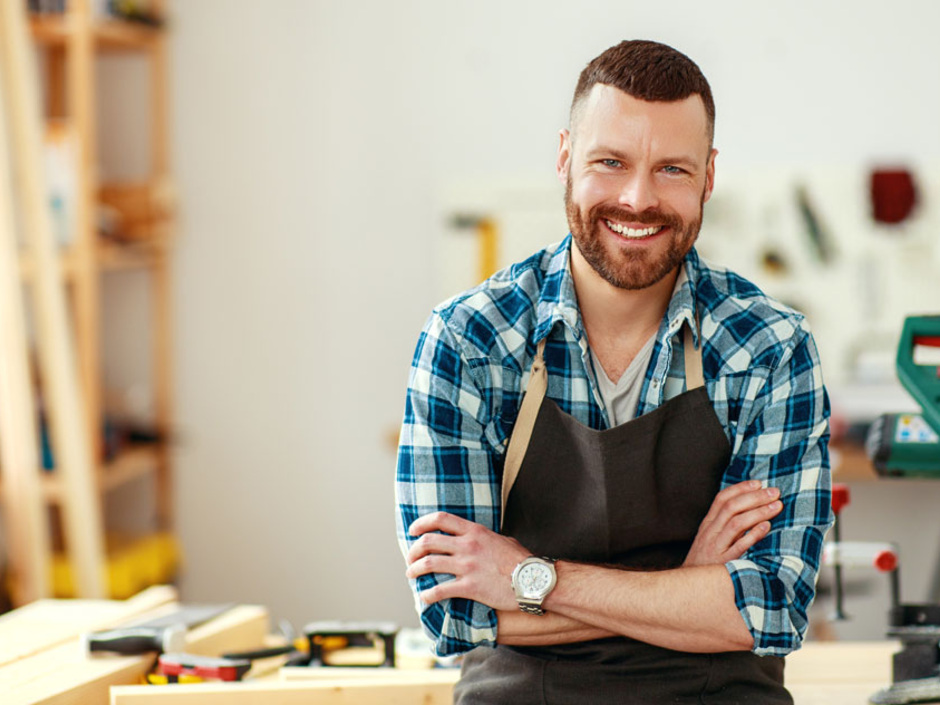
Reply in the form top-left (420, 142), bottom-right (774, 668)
top-left (396, 235), bottom-right (832, 657)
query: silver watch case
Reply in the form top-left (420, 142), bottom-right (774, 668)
top-left (511, 556), bottom-right (557, 615)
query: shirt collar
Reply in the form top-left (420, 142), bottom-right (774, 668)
top-left (534, 235), bottom-right (704, 348)
top-left (534, 235), bottom-right (583, 344)
top-left (665, 247), bottom-right (703, 348)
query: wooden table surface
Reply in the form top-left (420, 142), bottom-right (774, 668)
top-left (0, 588), bottom-right (913, 705)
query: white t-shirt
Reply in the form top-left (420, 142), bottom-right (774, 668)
top-left (588, 268), bottom-right (689, 427)
top-left (589, 334), bottom-right (656, 427)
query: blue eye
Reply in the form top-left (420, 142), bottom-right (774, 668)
top-left (601, 159), bottom-right (622, 168)
top-left (662, 165), bottom-right (685, 175)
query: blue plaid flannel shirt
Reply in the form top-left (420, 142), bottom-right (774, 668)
top-left (395, 235), bottom-right (833, 657)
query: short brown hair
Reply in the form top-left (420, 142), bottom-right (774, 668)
top-left (571, 40), bottom-right (715, 144)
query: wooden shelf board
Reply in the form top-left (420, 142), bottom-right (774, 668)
top-left (97, 240), bottom-right (166, 271)
top-left (94, 20), bottom-right (160, 51)
top-left (19, 241), bottom-right (165, 280)
top-left (12, 444), bottom-right (162, 503)
top-left (98, 443), bottom-right (162, 493)
top-left (29, 15), bottom-right (159, 51)
top-left (28, 14), bottom-right (70, 45)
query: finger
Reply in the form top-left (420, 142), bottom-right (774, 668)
top-left (406, 532), bottom-right (457, 564)
top-left (406, 553), bottom-right (459, 580)
top-left (700, 481), bottom-right (763, 525)
top-left (724, 521), bottom-right (772, 560)
top-left (710, 486), bottom-right (781, 528)
top-left (418, 578), bottom-right (465, 606)
top-left (716, 500), bottom-right (783, 548)
top-left (409, 511), bottom-right (474, 538)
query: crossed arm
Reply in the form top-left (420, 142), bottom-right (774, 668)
top-left (406, 480), bottom-right (782, 652)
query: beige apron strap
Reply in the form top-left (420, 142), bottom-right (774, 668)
top-left (684, 319), bottom-right (705, 391)
top-left (500, 338), bottom-right (548, 529)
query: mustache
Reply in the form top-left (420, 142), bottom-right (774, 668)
top-left (590, 204), bottom-right (682, 230)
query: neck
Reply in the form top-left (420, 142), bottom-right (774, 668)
top-left (570, 243), bottom-right (678, 350)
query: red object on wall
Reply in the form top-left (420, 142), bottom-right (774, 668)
top-left (870, 169), bottom-right (918, 224)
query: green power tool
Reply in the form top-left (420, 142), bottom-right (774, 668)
top-left (867, 315), bottom-right (940, 478)
top-left (862, 315), bottom-right (940, 705)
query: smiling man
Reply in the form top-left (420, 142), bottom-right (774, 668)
top-left (396, 40), bottom-right (832, 704)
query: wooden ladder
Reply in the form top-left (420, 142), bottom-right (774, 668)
top-left (0, 0), bottom-right (106, 603)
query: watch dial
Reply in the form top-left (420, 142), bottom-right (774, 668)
top-left (519, 563), bottom-right (552, 596)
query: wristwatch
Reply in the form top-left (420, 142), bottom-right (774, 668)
top-left (511, 556), bottom-right (557, 615)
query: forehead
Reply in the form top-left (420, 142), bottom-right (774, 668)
top-left (572, 84), bottom-right (711, 158)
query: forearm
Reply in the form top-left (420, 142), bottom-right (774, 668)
top-left (545, 562), bottom-right (753, 653)
top-left (496, 609), bottom-right (616, 646)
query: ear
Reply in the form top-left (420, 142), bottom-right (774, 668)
top-left (556, 129), bottom-right (572, 184)
top-left (702, 148), bottom-right (718, 203)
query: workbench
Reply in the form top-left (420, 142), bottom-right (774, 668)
top-left (0, 586), bottom-right (909, 704)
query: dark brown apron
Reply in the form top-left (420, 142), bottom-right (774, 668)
top-left (454, 325), bottom-right (791, 704)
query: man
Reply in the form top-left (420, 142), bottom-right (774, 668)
top-left (396, 40), bottom-right (832, 703)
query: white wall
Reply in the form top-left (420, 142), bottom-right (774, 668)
top-left (165, 0), bottom-right (940, 640)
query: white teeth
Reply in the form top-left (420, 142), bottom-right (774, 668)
top-left (605, 220), bottom-right (663, 238)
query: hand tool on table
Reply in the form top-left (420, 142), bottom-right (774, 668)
top-left (221, 618), bottom-right (310, 667)
top-left (302, 621), bottom-right (399, 668)
top-left (82, 602), bottom-right (233, 656)
top-left (156, 653), bottom-right (252, 682)
top-left (867, 315), bottom-right (940, 478)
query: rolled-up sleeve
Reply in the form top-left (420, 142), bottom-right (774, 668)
top-left (724, 324), bottom-right (834, 656)
top-left (395, 312), bottom-right (501, 656)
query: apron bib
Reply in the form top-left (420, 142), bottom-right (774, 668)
top-left (455, 325), bottom-right (791, 704)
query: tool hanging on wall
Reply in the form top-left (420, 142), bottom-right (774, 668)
top-left (871, 169), bottom-right (919, 226)
top-left (0, 0), bottom-right (107, 598)
top-left (452, 213), bottom-right (500, 284)
top-left (794, 183), bottom-right (836, 264)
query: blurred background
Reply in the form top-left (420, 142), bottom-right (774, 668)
top-left (3, 0), bottom-right (940, 647)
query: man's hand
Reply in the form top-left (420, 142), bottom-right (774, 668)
top-left (683, 480), bottom-right (782, 567)
top-left (406, 512), bottom-right (530, 611)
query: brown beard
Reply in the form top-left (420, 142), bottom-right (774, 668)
top-left (565, 177), bottom-right (704, 290)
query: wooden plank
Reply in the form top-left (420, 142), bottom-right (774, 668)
top-left (110, 675), bottom-right (457, 705)
top-left (0, 584), bottom-right (176, 668)
top-left (178, 605), bottom-right (270, 658)
top-left (0, 23), bottom-right (51, 606)
top-left (109, 674), bottom-right (896, 705)
top-left (2, 604), bottom-right (269, 705)
top-left (0, 0), bottom-right (107, 598)
top-left (112, 640), bottom-right (898, 705)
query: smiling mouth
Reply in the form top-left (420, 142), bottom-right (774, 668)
top-left (604, 220), bottom-right (664, 239)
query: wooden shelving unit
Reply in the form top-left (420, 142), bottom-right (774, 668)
top-left (0, 0), bottom-right (177, 602)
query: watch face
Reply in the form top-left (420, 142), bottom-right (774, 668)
top-left (517, 563), bottom-right (553, 597)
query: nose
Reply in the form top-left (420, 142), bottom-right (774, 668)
top-left (618, 172), bottom-right (659, 213)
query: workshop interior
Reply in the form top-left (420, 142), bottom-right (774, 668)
top-left (1, 1), bottom-right (940, 703)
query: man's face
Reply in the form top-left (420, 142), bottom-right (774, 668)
top-left (557, 84), bottom-right (717, 291)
